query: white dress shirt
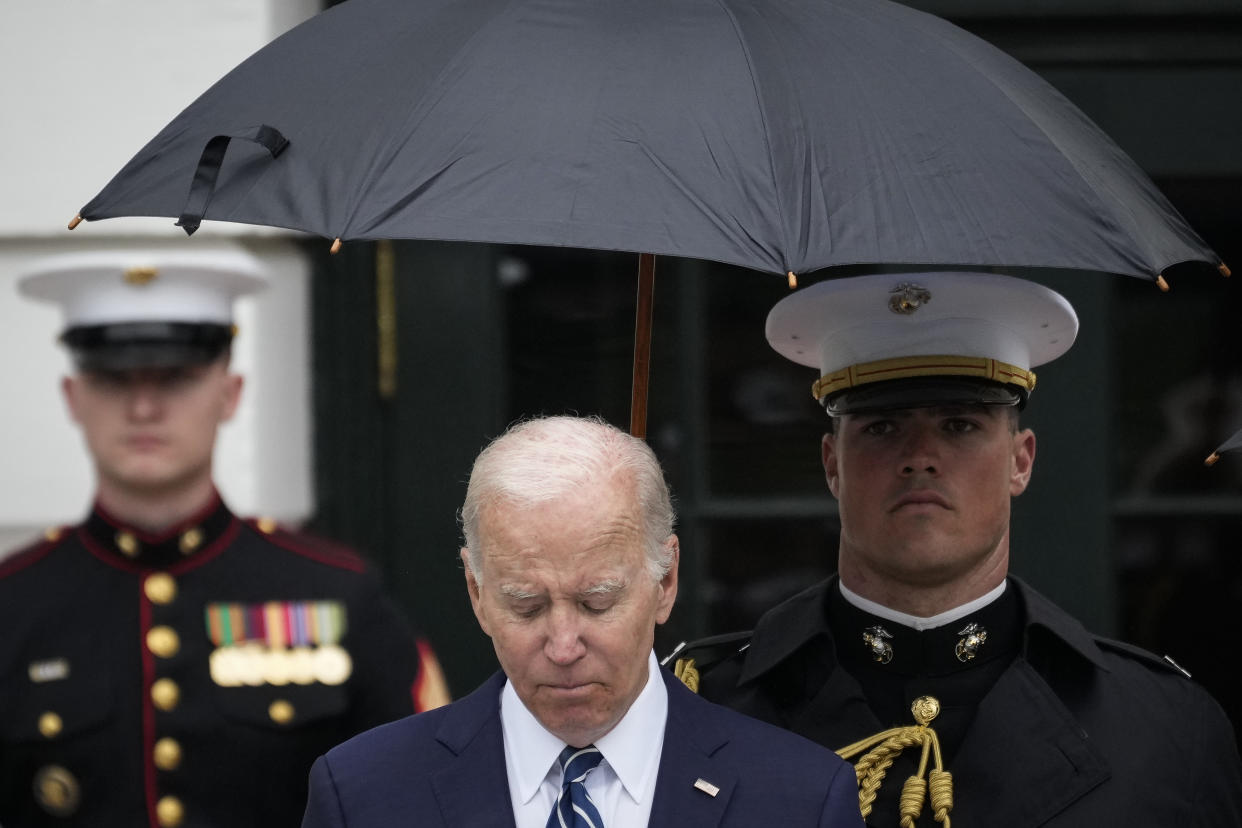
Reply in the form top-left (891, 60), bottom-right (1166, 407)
top-left (501, 651), bottom-right (668, 828)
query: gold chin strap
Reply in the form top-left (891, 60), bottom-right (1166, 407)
top-left (812, 354), bottom-right (1036, 401)
top-left (835, 696), bottom-right (954, 827)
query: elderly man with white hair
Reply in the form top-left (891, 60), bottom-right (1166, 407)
top-left (303, 414), bottom-right (862, 828)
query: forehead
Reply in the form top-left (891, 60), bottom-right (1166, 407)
top-left (476, 485), bottom-right (645, 573)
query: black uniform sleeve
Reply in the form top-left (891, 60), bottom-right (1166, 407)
top-left (345, 571), bottom-right (450, 731)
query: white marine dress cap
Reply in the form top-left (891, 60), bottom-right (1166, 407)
top-left (18, 247), bottom-right (267, 371)
top-left (765, 271), bottom-right (1079, 415)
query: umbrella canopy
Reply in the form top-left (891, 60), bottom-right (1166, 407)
top-left (75, 0), bottom-right (1223, 284)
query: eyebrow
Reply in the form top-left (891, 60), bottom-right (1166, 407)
top-left (498, 584), bottom-right (541, 601)
top-left (932, 405), bottom-right (989, 416)
top-left (581, 578), bottom-right (626, 597)
top-left (496, 579), bottom-right (627, 601)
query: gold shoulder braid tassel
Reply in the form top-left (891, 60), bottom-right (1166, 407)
top-left (672, 656), bottom-right (700, 694)
top-left (835, 696), bottom-right (954, 827)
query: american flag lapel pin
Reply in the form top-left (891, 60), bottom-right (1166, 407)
top-left (693, 778), bottom-right (720, 797)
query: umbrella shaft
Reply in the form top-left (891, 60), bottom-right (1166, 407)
top-left (630, 253), bottom-right (657, 440)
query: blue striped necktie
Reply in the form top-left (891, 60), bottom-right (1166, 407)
top-left (546, 745), bottom-right (605, 828)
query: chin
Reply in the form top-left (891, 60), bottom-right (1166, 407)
top-left (115, 467), bottom-right (190, 495)
top-left (540, 705), bottom-right (618, 745)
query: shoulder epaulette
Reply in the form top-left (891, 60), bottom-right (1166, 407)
top-left (663, 630), bottom-right (753, 671)
top-left (244, 518), bottom-right (368, 574)
top-left (1094, 635), bottom-right (1195, 679)
top-left (0, 526), bottom-right (72, 579)
top-left (661, 630), bottom-right (752, 693)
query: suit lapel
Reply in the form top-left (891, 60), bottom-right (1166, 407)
top-left (430, 672), bottom-right (519, 828)
top-left (949, 660), bottom-right (1108, 827)
top-left (649, 672), bottom-right (740, 828)
top-left (787, 661), bottom-right (881, 747)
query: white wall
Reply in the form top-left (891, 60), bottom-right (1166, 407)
top-left (0, 2), bottom-right (321, 557)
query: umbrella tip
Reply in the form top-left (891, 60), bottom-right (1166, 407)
top-left (68, 214), bottom-right (82, 230)
top-left (1205, 451), bottom-right (1221, 467)
top-left (1156, 274), bottom-right (1170, 292)
top-left (1220, 262), bottom-right (1232, 278)
top-left (330, 238), bottom-right (342, 254)
top-left (787, 271), bottom-right (797, 289)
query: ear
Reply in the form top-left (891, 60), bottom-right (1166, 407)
top-left (461, 548), bottom-right (490, 635)
top-left (61, 376), bottom-right (82, 424)
top-left (821, 432), bottom-right (842, 499)
top-left (220, 373), bottom-right (244, 422)
top-left (1010, 428), bottom-right (1036, 496)
top-left (654, 536), bottom-right (679, 625)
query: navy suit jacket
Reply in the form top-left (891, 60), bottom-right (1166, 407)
top-left (302, 668), bottom-right (862, 827)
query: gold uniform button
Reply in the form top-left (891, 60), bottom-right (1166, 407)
top-left (34, 765), bottom-right (80, 817)
top-left (256, 517), bottom-right (278, 534)
top-left (115, 531), bottom-right (139, 558)
top-left (178, 527), bottom-right (203, 555)
top-left (43, 526), bottom-right (63, 542)
top-left (156, 795), bottom-right (185, 827)
top-left (268, 699), bottom-right (295, 725)
top-left (147, 626), bottom-right (181, 659)
top-left (144, 573), bottom-right (177, 604)
top-left (154, 737), bottom-right (183, 771)
top-left (38, 711), bottom-right (63, 738)
top-left (151, 678), bottom-right (180, 711)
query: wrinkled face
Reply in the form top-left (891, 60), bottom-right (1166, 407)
top-left (463, 477), bottom-right (678, 747)
top-left (62, 359), bottom-right (242, 496)
top-left (822, 405), bottom-right (1034, 592)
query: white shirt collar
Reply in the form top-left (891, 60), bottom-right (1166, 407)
top-left (839, 579), bottom-right (1007, 631)
top-left (593, 651), bottom-right (666, 806)
top-left (501, 679), bottom-right (568, 806)
top-left (500, 650), bottom-right (667, 806)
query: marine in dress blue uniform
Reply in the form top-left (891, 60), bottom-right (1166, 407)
top-left (669, 272), bottom-right (1242, 827)
top-left (0, 250), bottom-right (449, 828)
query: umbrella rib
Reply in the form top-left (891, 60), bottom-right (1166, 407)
top-left (334, 0), bottom-right (528, 241)
top-left (904, 13), bottom-right (1179, 280)
top-left (711, 0), bottom-right (797, 276)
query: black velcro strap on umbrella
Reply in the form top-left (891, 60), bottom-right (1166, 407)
top-left (176, 125), bottom-right (289, 235)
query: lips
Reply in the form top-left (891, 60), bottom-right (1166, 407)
top-left (547, 680), bottom-right (595, 690)
top-left (891, 490), bottom-right (951, 511)
top-left (541, 683), bottom-right (599, 704)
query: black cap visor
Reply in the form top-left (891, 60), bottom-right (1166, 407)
top-left (824, 376), bottom-right (1026, 417)
top-left (63, 322), bottom-right (233, 372)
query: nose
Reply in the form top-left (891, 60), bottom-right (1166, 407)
top-left (543, 604), bottom-right (586, 666)
top-left (899, 423), bottom-right (940, 477)
top-left (126, 382), bottom-right (164, 421)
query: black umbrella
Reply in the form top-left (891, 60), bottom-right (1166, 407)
top-left (70, 0), bottom-right (1227, 434)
